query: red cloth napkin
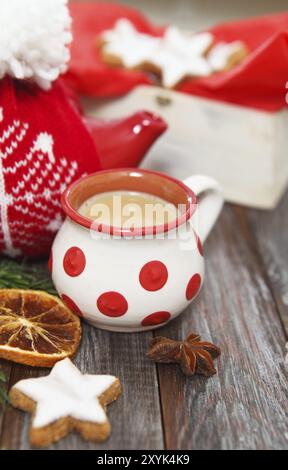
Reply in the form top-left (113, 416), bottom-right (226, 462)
top-left (65, 2), bottom-right (288, 112)
top-left (65, 2), bottom-right (163, 97)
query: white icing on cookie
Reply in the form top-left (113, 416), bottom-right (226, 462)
top-left (148, 27), bottom-right (213, 87)
top-left (208, 41), bottom-right (247, 71)
top-left (148, 49), bottom-right (211, 87)
top-left (12, 358), bottom-right (117, 428)
top-left (102, 18), bottom-right (160, 68)
top-left (164, 26), bottom-right (213, 58)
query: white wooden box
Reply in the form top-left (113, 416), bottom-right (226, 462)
top-left (83, 85), bottom-right (288, 209)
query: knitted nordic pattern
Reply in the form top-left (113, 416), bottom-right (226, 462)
top-left (0, 77), bottom-right (101, 258)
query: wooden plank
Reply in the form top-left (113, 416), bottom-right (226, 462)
top-left (244, 189), bottom-right (288, 336)
top-left (156, 204), bottom-right (288, 450)
top-left (0, 361), bottom-right (12, 446)
top-left (0, 324), bottom-right (164, 450)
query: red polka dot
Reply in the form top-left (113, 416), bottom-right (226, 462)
top-left (186, 273), bottom-right (201, 301)
top-left (139, 261), bottom-right (168, 291)
top-left (97, 292), bottom-right (128, 317)
top-left (48, 250), bottom-right (53, 273)
top-left (61, 294), bottom-right (83, 317)
top-left (63, 247), bottom-right (86, 277)
top-left (193, 229), bottom-right (203, 256)
top-left (141, 311), bottom-right (171, 327)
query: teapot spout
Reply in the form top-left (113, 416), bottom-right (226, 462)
top-left (84, 110), bottom-right (167, 169)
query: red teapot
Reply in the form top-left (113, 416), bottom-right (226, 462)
top-left (84, 110), bottom-right (167, 170)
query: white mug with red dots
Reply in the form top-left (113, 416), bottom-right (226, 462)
top-left (50, 169), bottom-right (223, 332)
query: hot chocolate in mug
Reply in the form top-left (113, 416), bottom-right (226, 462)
top-left (51, 169), bottom-right (223, 332)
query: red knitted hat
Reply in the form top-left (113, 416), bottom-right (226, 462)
top-left (0, 0), bottom-right (101, 258)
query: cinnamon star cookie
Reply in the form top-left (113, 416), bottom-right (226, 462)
top-left (9, 358), bottom-right (121, 447)
top-left (99, 19), bottom-right (249, 88)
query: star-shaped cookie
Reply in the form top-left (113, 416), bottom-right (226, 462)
top-left (100, 20), bottom-right (212, 87)
top-left (207, 41), bottom-right (249, 72)
top-left (9, 358), bottom-right (121, 447)
top-left (101, 18), bottom-right (160, 68)
top-left (100, 19), bottom-right (248, 88)
top-left (147, 48), bottom-right (211, 88)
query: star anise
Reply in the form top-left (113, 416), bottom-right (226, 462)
top-left (146, 332), bottom-right (221, 377)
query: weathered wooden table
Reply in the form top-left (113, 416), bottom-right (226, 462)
top-left (0, 192), bottom-right (287, 450)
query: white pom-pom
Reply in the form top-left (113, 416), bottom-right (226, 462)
top-left (0, 0), bottom-right (72, 90)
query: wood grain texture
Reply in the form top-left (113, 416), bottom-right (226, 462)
top-left (244, 190), bottom-right (288, 336)
top-left (1, 198), bottom-right (288, 449)
top-left (0, 362), bottom-right (12, 441)
top-left (156, 204), bottom-right (288, 450)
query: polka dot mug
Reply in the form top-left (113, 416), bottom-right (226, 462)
top-left (51, 169), bottom-right (223, 332)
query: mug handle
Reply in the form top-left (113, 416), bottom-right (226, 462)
top-left (183, 174), bottom-right (224, 244)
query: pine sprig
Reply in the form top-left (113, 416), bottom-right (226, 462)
top-left (0, 257), bottom-right (57, 295)
top-left (0, 369), bottom-right (9, 406)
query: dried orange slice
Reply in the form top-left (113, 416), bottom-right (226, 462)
top-left (0, 289), bottom-right (81, 367)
